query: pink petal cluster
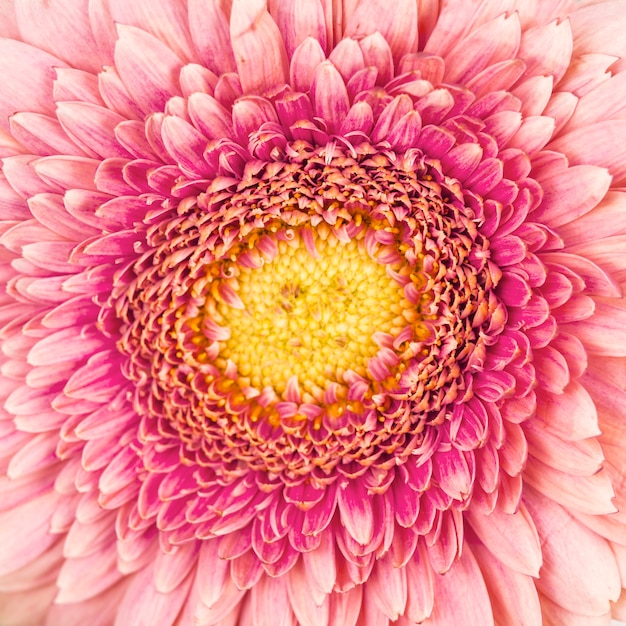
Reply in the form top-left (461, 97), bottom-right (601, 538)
top-left (1, 0), bottom-right (626, 625)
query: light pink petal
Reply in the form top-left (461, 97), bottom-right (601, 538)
top-left (466, 59), bottom-right (526, 98)
top-left (466, 502), bottom-right (542, 576)
top-left (46, 581), bottom-right (126, 626)
top-left (564, 72), bottom-right (626, 133)
top-left (563, 301), bottom-right (626, 356)
top-left (97, 66), bottom-right (144, 121)
top-left (511, 76), bottom-right (554, 116)
top-left (570, 0), bottom-right (626, 60)
top-left (9, 112), bottom-right (86, 157)
top-left (359, 33), bottom-right (394, 86)
top-left (114, 24), bottom-right (184, 115)
top-left (188, 0), bottom-right (236, 75)
top-left (343, 0), bottom-right (417, 63)
top-left (423, 545), bottom-right (494, 626)
top-left (287, 559), bottom-right (330, 626)
top-left (302, 531), bottom-right (336, 595)
top-left (404, 544), bottom-right (434, 623)
top-left (524, 455), bottom-right (616, 515)
top-left (472, 542), bottom-right (542, 626)
top-left (250, 575), bottom-right (295, 626)
top-left (517, 19), bottom-right (572, 83)
top-left (543, 91), bottom-right (577, 135)
top-left (424, 0), bottom-right (515, 58)
top-left (114, 563), bottom-right (192, 626)
top-left (0, 0), bottom-right (18, 38)
top-left (55, 102), bottom-right (130, 160)
top-left (6, 432), bottom-right (58, 479)
top-left (28, 193), bottom-right (96, 241)
top-left (27, 326), bottom-right (107, 367)
top-left (56, 548), bottom-right (122, 603)
top-left (107, 0), bottom-right (196, 62)
top-left (0, 490), bottom-right (58, 576)
top-left (161, 115), bottom-right (211, 178)
top-left (230, 0), bottom-right (289, 95)
top-left (505, 115), bottom-right (555, 154)
top-left (533, 163), bottom-right (611, 228)
top-left (154, 542), bottom-right (199, 594)
top-left (34, 155), bottom-right (99, 191)
top-left (188, 92), bottom-right (235, 141)
top-left (443, 13), bottom-right (521, 84)
top-left (525, 487), bottom-right (621, 616)
top-left (367, 552), bottom-right (408, 619)
top-left (14, 0), bottom-right (107, 72)
top-left (565, 236), bottom-right (626, 285)
top-left (270, 0), bottom-right (327, 57)
top-left (0, 39), bottom-right (66, 132)
top-left (557, 190), bottom-right (626, 246)
top-left (0, 584), bottom-right (57, 626)
top-left (548, 120), bottom-right (626, 186)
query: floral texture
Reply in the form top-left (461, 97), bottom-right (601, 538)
top-left (1, 0), bottom-right (626, 624)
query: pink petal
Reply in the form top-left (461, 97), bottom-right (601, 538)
top-left (344, 0), bottom-right (418, 63)
top-left (524, 419), bottom-right (603, 476)
top-left (302, 532), bottom-right (336, 595)
top-left (250, 575), bottom-right (294, 626)
top-left (535, 379), bottom-right (600, 441)
top-left (533, 163), bottom-right (611, 228)
top-left (270, 0), bottom-right (327, 57)
top-left (472, 542), bottom-right (542, 626)
top-left (289, 38), bottom-right (326, 94)
top-left (563, 301), bottom-right (626, 357)
top-left (443, 13), bottom-right (521, 84)
top-left (287, 559), bottom-right (330, 626)
top-left (56, 102), bottom-right (130, 160)
top-left (548, 120), bottom-right (626, 186)
top-left (424, 545), bottom-right (494, 626)
top-left (311, 61), bottom-right (350, 134)
top-left (557, 190), bottom-right (626, 246)
top-left (524, 487), bottom-right (621, 616)
top-left (9, 112), bottom-right (85, 157)
top-left (230, 0), bottom-right (289, 95)
top-left (517, 19), bottom-right (572, 83)
top-left (466, 502), bottom-right (542, 576)
top-left (113, 562), bottom-right (191, 626)
top-left (0, 491), bottom-right (58, 576)
top-left (114, 24), bottom-right (184, 115)
top-left (0, 39), bottom-right (66, 132)
top-left (337, 479), bottom-right (374, 546)
top-left (154, 542), bottom-right (199, 594)
top-left (188, 0), bottom-right (236, 75)
top-left (14, 0), bottom-right (106, 72)
top-left (106, 0), bottom-right (196, 62)
top-left (56, 548), bottom-right (122, 603)
top-left (524, 455), bottom-right (616, 515)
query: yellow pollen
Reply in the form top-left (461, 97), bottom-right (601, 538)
top-left (212, 230), bottom-right (408, 397)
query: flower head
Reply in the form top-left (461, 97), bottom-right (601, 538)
top-left (1, 0), bottom-right (626, 624)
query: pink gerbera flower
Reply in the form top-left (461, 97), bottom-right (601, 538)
top-left (1, 0), bottom-right (626, 624)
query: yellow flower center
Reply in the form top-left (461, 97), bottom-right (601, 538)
top-left (211, 229), bottom-right (409, 399)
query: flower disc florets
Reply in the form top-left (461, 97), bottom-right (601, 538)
top-left (105, 139), bottom-right (504, 498)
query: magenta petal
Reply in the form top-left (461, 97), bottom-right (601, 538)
top-left (337, 480), bottom-right (374, 546)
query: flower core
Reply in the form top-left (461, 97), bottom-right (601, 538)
top-left (211, 229), bottom-right (409, 398)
